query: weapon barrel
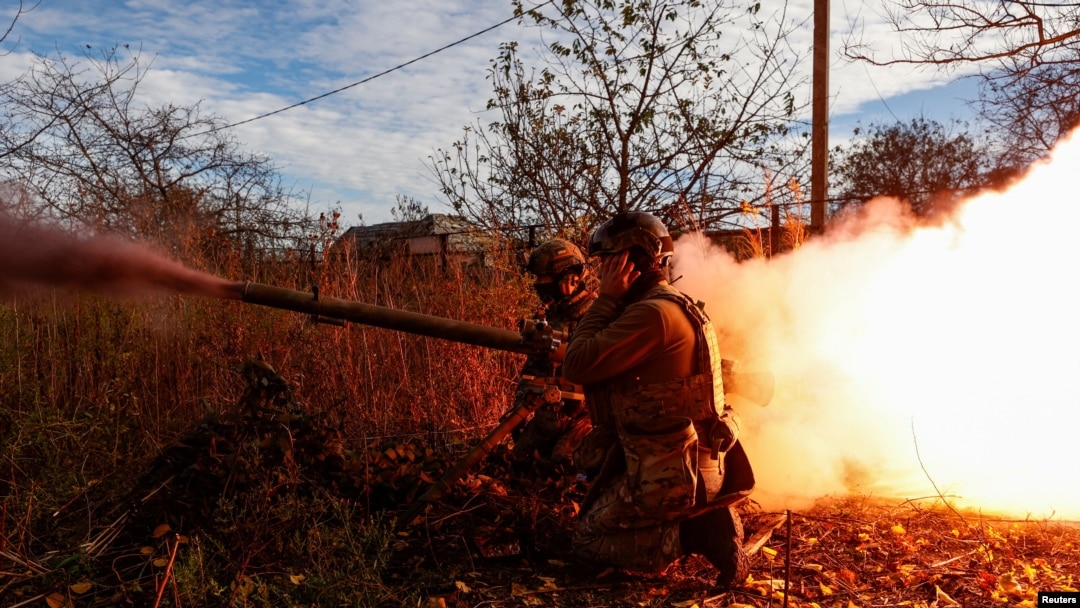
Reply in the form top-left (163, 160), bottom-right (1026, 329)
top-left (241, 281), bottom-right (535, 355)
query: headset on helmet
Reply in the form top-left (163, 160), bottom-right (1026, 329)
top-left (588, 211), bottom-right (674, 266)
top-left (525, 239), bottom-right (587, 277)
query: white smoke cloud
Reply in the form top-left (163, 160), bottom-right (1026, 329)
top-left (673, 130), bottom-right (1080, 520)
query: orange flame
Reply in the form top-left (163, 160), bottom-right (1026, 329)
top-left (676, 128), bottom-right (1080, 520)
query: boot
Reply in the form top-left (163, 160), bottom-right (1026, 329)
top-left (679, 507), bottom-right (748, 591)
top-left (709, 507), bottom-right (748, 590)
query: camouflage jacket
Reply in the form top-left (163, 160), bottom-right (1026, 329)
top-left (563, 283), bottom-right (754, 518)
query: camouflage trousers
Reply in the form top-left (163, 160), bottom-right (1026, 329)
top-left (572, 471), bottom-right (683, 572)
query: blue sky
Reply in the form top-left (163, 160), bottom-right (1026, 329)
top-left (0, 0), bottom-right (980, 226)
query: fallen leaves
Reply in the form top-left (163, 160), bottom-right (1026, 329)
top-left (934, 584), bottom-right (961, 605)
top-left (17, 371), bottom-right (1080, 608)
top-left (737, 496), bottom-right (1080, 608)
top-left (69, 581), bottom-right (93, 594)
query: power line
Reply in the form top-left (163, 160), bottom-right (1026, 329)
top-left (196, 8), bottom-right (536, 136)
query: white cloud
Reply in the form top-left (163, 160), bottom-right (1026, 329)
top-left (5, 0), bottom-right (979, 224)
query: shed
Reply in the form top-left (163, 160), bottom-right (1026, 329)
top-left (334, 213), bottom-right (495, 265)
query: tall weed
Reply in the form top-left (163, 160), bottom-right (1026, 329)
top-left (0, 237), bottom-right (534, 603)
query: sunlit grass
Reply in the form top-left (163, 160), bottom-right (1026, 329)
top-left (0, 240), bottom-right (534, 604)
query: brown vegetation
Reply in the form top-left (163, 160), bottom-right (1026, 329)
top-left (1, 241), bottom-right (1077, 607)
top-left (0, 241), bottom-right (532, 605)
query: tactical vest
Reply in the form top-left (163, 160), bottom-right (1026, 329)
top-left (607, 284), bottom-right (723, 428)
top-left (600, 284), bottom-right (752, 517)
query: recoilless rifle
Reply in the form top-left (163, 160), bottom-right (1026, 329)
top-left (237, 281), bottom-right (774, 526)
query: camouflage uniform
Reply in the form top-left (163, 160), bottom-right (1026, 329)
top-left (562, 283), bottom-right (754, 575)
top-left (510, 288), bottom-right (595, 462)
top-left (510, 240), bottom-right (598, 463)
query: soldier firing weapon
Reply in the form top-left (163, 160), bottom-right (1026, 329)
top-left (235, 281), bottom-right (775, 527)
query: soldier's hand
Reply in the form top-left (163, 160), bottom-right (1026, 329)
top-left (598, 251), bottom-right (639, 300)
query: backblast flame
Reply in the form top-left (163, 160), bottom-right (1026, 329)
top-left (676, 128), bottom-right (1080, 520)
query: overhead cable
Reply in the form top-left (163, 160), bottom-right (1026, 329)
top-left (198, 5), bottom-right (548, 135)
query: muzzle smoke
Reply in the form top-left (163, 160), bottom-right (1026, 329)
top-left (675, 128), bottom-right (1080, 520)
top-left (0, 212), bottom-right (243, 300)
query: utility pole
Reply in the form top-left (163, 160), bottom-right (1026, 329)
top-left (810, 0), bottom-right (829, 230)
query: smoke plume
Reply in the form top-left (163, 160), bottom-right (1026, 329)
top-left (0, 212), bottom-right (242, 300)
top-left (675, 130), bottom-right (1080, 520)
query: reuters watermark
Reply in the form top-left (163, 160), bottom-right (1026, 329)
top-left (1041, 592), bottom-right (1080, 606)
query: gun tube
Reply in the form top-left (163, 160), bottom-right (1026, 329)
top-left (241, 281), bottom-right (541, 356)
top-left (240, 281), bottom-right (773, 407)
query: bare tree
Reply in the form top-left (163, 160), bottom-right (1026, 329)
top-left (0, 0), bottom-right (35, 54)
top-left (977, 51), bottom-right (1080, 167)
top-left (845, 1), bottom-right (1080, 68)
top-left (430, 0), bottom-right (809, 238)
top-left (843, 1), bottom-right (1080, 165)
top-left (0, 47), bottom-right (315, 258)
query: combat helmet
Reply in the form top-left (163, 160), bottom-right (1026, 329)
top-left (588, 211), bottom-right (674, 266)
top-left (525, 238), bottom-right (587, 277)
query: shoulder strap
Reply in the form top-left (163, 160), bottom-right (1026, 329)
top-left (642, 285), bottom-right (724, 398)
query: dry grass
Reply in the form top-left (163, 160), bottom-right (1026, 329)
top-left (0, 241), bottom-right (534, 605)
top-left (2, 239), bottom-right (1076, 607)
